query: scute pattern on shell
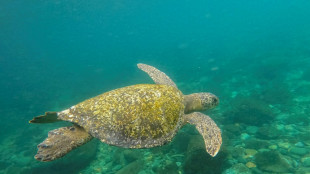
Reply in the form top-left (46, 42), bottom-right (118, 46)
top-left (58, 84), bottom-right (184, 148)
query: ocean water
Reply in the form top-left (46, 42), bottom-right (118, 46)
top-left (1, 0), bottom-right (310, 173)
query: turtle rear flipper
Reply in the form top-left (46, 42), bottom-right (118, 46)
top-left (35, 125), bottom-right (93, 162)
top-left (29, 112), bottom-right (61, 123)
top-left (137, 63), bottom-right (177, 88)
top-left (184, 112), bottom-right (222, 157)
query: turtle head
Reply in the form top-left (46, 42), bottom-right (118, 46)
top-left (184, 93), bottom-right (219, 113)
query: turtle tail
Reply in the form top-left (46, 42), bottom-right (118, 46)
top-left (29, 112), bottom-right (61, 124)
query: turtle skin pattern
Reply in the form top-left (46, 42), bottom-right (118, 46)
top-left (58, 84), bottom-right (184, 148)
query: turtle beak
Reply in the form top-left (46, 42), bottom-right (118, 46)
top-left (212, 95), bottom-right (219, 106)
top-left (200, 93), bottom-right (219, 110)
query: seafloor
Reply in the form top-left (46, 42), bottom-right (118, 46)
top-left (1, 54), bottom-right (310, 174)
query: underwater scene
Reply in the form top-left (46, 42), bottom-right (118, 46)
top-left (1, 0), bottom-right (310, 173)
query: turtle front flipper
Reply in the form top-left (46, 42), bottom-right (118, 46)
top-left (183, 112), bottom-right (222, 157)
top-left (137, 63), bottom-right (177, 88)
top-left (35, 125), bottom-right (93, 162)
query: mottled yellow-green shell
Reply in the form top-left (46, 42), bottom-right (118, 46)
top-left (58, 84), bottom-right (184, 148)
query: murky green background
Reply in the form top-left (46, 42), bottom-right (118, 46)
top-left (1, 0), bottom-right (310, 173)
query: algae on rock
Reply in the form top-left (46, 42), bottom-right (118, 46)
top-left (254, 150), bottom-right (294, 173)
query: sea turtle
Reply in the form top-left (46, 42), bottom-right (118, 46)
top-left (29, 63), bottom-right (222, 162)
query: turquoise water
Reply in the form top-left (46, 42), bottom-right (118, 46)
top-left (1, 0), bottom-right (310, 173)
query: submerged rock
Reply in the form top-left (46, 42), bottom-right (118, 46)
top-left (123, 150), bottom-right (141, 163)
top-left (244, 138), bottom-right (271, 149)
top-left (246, 162), bottom-right (256, 168)
top-left (302, 156), bottom-right (310, 167)
top-left (241, 133), bottom-right (251, 140)
top-left (116, 160), bottom-right (143, 174)
top-left (152, 160), bottom-right (179, 174)
top-left (296, 167), bottom-right (310, 174)
top-left (229, 98), bottom-right (276, 126)
top-left (223, 163), bottom-right (251, 174)
top-left (295, 142), bottom-right (305, 147)
top-left (244, 149), bottom-right (257, 158)
top-left (268, 144), bottom-right (278, 150)
top-left (231, 146), bottom-right (245, 158)
top-left (183, 135), bottom-right (224, 174)
top-left (254, 150), bottom-right (294, 173)
top-left (224, 124), bottom-right (243, 135)
top-left (257, 125), bottom-right (283, 139)
top-left (246, 126), bottom-right (258, 135)
top-left (278, 142), bottom-right (291, 149)
top-left (289, 147), bottom-right (309, 156)
top-left (171, 131), bottom-right (192, 153)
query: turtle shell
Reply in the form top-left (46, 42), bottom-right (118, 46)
top-left (58, 84), bottom-right (184, 148)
